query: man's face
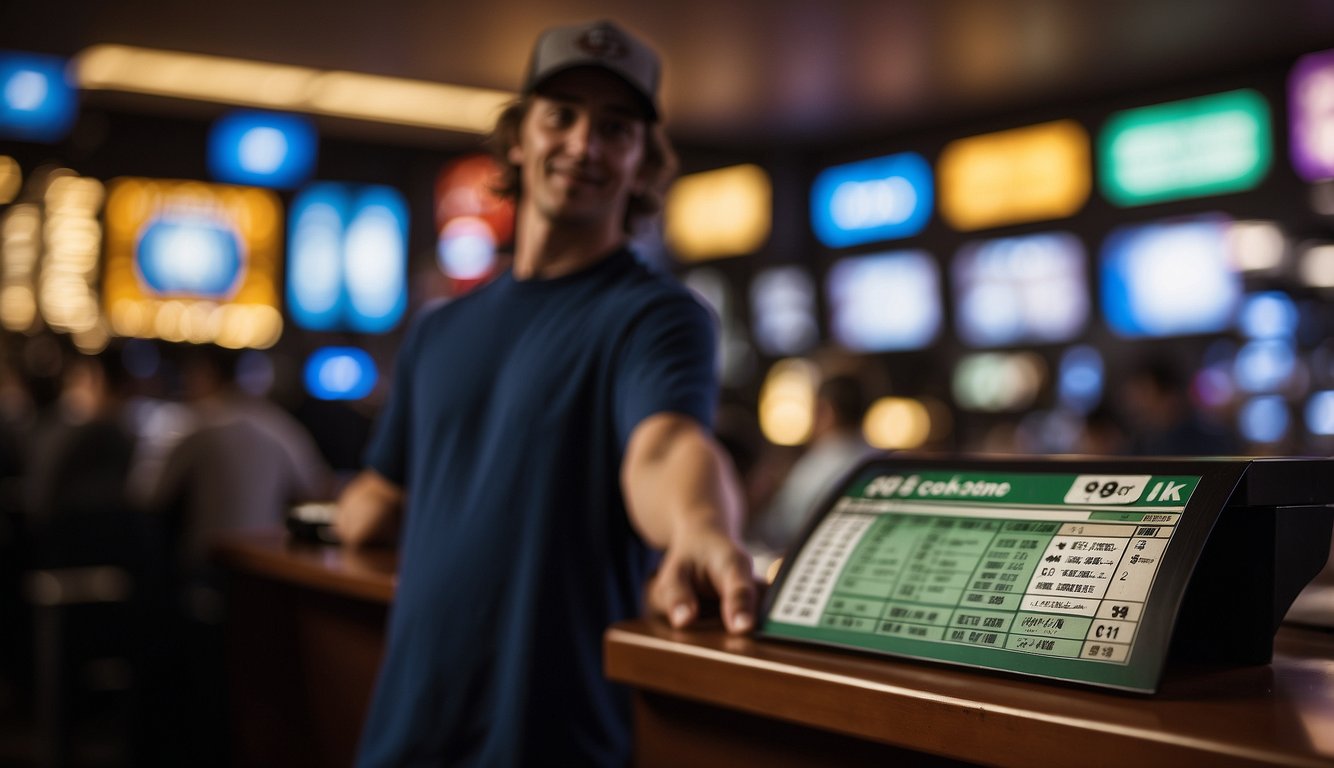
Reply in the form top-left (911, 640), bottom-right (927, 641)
top-left (509, 68), bottom-right (649, 229)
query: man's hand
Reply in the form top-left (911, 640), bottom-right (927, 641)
top-left (622, 413), bottom-right (756, 634)
top-left (647, 522), bottom-right (755, 633)
top-left (334, 469), bottom-right (405, 548)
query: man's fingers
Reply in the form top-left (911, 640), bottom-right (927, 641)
top-left (650, 559), bottom-right (698, 628)
top-left (714, 551), bottom-right (756, 634)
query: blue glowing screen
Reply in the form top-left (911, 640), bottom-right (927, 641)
top-left (1100, 216), bottom-right (1240, 338)
top-left (1237, 291), bottom-right (1298, 340)
top-left (1058, 345), bottom-right (1104, 414)
top-left (288, 183), bottom-right (408, 333)
top-left (1239, 395), bottom-right (1289, 444)
top-left (0, 51), bottom-right (77, 142)
top-left (208, 111), bottom-right (317, 188)
top-left (1306, 391), bottom-right (1334, 436)
top-left (136, 216), bottom-right (243, 298)
top-left (1234, 339), bottom-right (1297, 393)
top-left (304, 347), bottom-right (377, 401)
top-left (811, 152), bottom-right (933, 248)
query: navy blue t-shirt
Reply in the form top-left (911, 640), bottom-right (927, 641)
top-left (355, 249), bottom-right (717, 767)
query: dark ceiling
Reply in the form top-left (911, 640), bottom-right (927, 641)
top-left (4, 0), bottom-right (1334, 147)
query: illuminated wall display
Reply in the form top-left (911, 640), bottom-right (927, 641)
top-left (1100, 215), bottom-right (1241, 338)
top-left (1099, 89), bottom-right (1272, 206)
top-left (938, 120), bottom-right (1091, 230)
top-left (1226, 220), bottom-right (1287, 273)
top-left (1289, 49), bottom-right (1334, 181)
top-left (1, 203), bottom-right (40, 333)
top-left (826, 250), bottom-right (941, 352)
top-left (435, 154), bottom-right (513, 289)
top-left (103, 178), bottom-right (283, 349)
top-left (1239, 395), bottom-right (1290, 443)
top-left (0, 51), bottom-right (78, 142)
top-left (289, 182), bottom-right (408, 333)
top-left (137, 217), bottom-right (241, 296)
top-left (952, 351), bottom-right (1046, 412)
top-left (304, 346), bottom-right (378, 401)
top-left (750, 266), bottom-right (818, 357)
top-left (208, 110), bottom-right (318, 188)
top-left (665, 164), bottom-right (771, 261)
top-left (1307, 390), bottom-right (1334, 436)
top-left (1299, 242), bottom-right (1334, 288)
top-left (38, 172), bottom-right (106, 350)
top-left (1057, 345), bottom-right (1105, 414)
top-left (952, 232), bottom-right (1088, 348)
top-left (758, 357), bottom-right (819, 446)
top-left (1238, 291), bottom-right (1299, 339)
top-left (863, 396), bottom-right (932, 450)
top-left (1234, 339), bottom-right (1298, 393)
top-left (810, 152), bottom-right (932, 248)
top-left (0, 156), bottom-right (20, 204)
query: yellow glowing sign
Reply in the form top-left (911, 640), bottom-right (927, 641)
top-left (39, 173), bottom-right (105, 337)
top-left (0, 156), bottom-right (20, 205)
top-left (665, 164), bottom-right (771, 261)
top-left (938, 120), bottom-right (1091, 231)
top-left (103, 178), bottom-right (283, 349)
top-left (758, 358), bottom-right (819, 446)
top-left (1, 204), bottom-right (41, 333)
top-left (863, 396), bottom-right (931, 450)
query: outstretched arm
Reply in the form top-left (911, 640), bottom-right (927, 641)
top-left (622, 412), bottom-right (756, 634)
top-left (334, 468), bottom-right (405, 548)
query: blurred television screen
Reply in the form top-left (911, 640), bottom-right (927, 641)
top-left (826, 250), bottom-right (941, 352)
top-left (953, 232), bottom-right (1088, 348)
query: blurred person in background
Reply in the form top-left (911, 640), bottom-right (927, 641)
top-left (147, 343), bottom-right (333, 604)
top-left (747, 371), bottom-right (876, 557)
top-left (1119, 356), bottom-right (1239, 457)
top-left (11, 340), bottom-right (163, 765)
top-left (23, 341), bottom-right (143, 567)
top-left (334, 20), bottom-right (754, 766)
top-left (1075, 404), bottom-right (1130, 456)
top-left (0, 350), bottom-right (29, 484)
top-left (142, 343), bottom-right (332, 765)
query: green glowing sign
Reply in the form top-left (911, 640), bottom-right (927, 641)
top-left (1098, 89), bottom-right (1271, 206)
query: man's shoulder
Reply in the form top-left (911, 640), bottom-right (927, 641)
top-left (604, 256), bottom-right (708, 316)
top-left (405, 278), bottom-right (510, 331)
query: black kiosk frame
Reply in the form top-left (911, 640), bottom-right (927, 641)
top-left (759, 457), bottom-right (1334, 693)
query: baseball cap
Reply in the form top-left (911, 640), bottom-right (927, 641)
top-left (522, 20), bottom-right (661, 121)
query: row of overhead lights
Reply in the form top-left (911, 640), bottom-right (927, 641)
top-left (1, 45), bottom-right (514, 139)
top-left (74, 45), bottom-right (514, 134)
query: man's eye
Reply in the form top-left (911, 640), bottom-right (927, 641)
top-left (546, 107), bottom-right (576, 126)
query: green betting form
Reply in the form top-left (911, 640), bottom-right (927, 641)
top-left (761, 464), bottom-right (1211, 692)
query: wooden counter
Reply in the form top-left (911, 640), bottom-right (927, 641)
top-left (214, 532), bottom-right (1334, 767)
top-left (213, 532), bottom-right (396, 768)
top-left (605, 618), bottom-right (1334, 767)
top-left (213, 531), bottom-right (397, 603)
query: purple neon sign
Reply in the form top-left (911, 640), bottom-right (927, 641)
top-left (1290, 49), bottom-right (1334, 181)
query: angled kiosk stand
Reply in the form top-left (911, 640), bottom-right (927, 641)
top-left (606, 457), bottom-right (1334, 766)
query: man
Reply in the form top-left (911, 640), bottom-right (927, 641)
top-left (335, 20), bottom-right (755, 766)
top-left (748, 372), bottom-right (875, 554)
top-left (1119, 356), bottom-right (1239, 456)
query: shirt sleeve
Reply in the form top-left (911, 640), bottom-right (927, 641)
top-left (612, 291), bottom-right (719, 451)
